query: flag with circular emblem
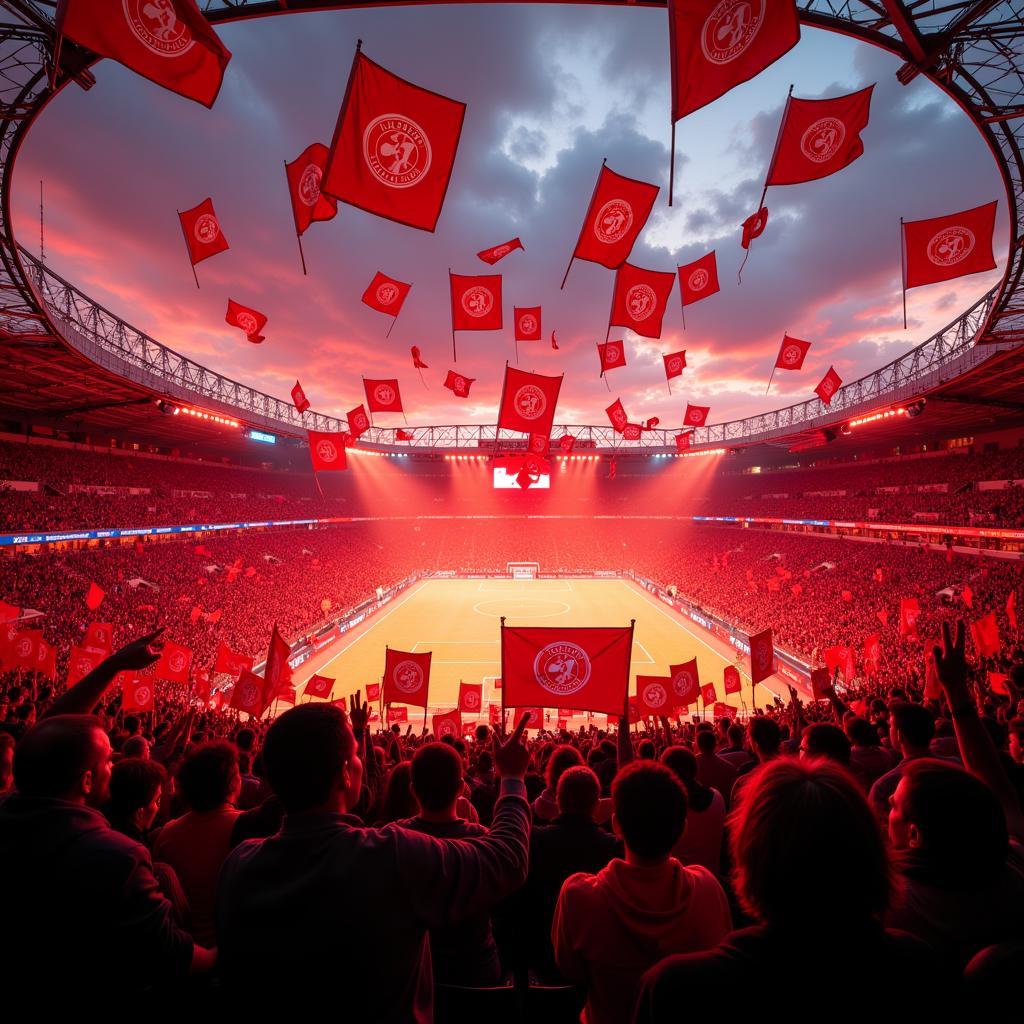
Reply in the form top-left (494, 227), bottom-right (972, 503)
top-left (663, 350), bottom-right (687, 381)
top-left (362, 271), bottom-right (412, 317)
top-left (443, 370), bottom-right (475, 398)
top-left (598, 340), bottom-right (627, 374)
top-left (347, 405), bottom-right (370, 438)
top-left (902, 201), bottom-right (998, 289)
top-left (451, 273), bottom-right (503, 332)
top-left (609, 263), bottom-right (676, 339)
top-left (225, 299), bottom-right (266, 344)
top-left (458, 681), bottom-right (483, 713)
top-left (478, 237), bottom-right (524, 265)
top-left (322, 50), bottom-right (466, 232)
top-left (723, 665), bottom-right (742, 694)
top-left (121, 674), bottom-right (155, 713)
top-left (669, 658), bottom-right (700, 707)
top-left (814, 366), bottom-right (842, 407)
top-left (291, 381), bottom-right (310, 414)
top-left (514, 306), bottom-right (542, 342)
top-left (774, 334), bottom-right (811, 371)
top-left (432, 708), bottom-right (462, 738)
top-left (178, 198), bottom-right (228, 265)
top-left (606, 398), bottom-right (628, 433)
top-left (307, 430), bottom-right (349, 472)
top-left (637, 675), bottom-right (674, 717)
top-left (303, 673), bottom-right (335, 700)
top-left (674, 431), bottom-right (693, 452)
top-left (683, 403), bottom-right (710, 428)
top-left (749, 628), bottom-right (775, 684)
top-left (383, 647), bottom-right (431, 708)
top-left (230, 668), bottom-right (269, 717)
top-left (497, 365), bottom-right (562, 437)
top-left (570, 163), bottom-right (659, 271)
top-left (286, 142), bottom-right (338, 236)
top-left (364, 378), bottom-right (403, 414)
top-left (678, 252), bottom-right (719, 307)
top-left (156, 640), bottom-right (193, 684)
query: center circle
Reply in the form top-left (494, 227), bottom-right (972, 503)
top-left (472, 599), bottom-right (571, 619)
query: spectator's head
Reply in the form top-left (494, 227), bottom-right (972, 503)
top-left (800, 723), bottom-right (851, 765)
top-left (108, 758), bottom-right (166, 832)
top-left (121, 735), bottom-right (150, 760)
top-left (637, 739), bottom-right (656, 760)
top-left (410, 743), bottom-right (464, 818)
top-left (0, 731), bottom-right (14, 794)
top-left (611, 761), bottom-right (688, 862)
top-left (660, 744), bottom-right (698, 785)
top-left (475, 725), bottom-right (489, 745)
top-left (546, 744), bottom-right (583, 793)
top-left (235, 727), bottom-right (256, 753)
top-left (378, 760), bottom-right (416, 823)
top-left (13, 715), bottom-right (113, 806)
top-left (1008, 718), bottom-right (1024, 765)
top-left (748, 716), bottom-right (781, 761)
top-left (889, 701), bottom-right (935, 755)
top-left (123, 715), bottom-right (141, 736)
top-left (177, 740), bottom-right (240, 812)
top-left (695, 730), bottom-right (717, 755)
top-left (845, 716), bottom-right (879, 748)
top-left (889, 759), bottom-right (1009, 880)
top-left (727, 724), bottom-right (745, 749)
top-left (731, 759), bottom-right (891, 928)
top-left (556, 765), bottom-right (601, 818)
top-left (263, 704), bottom-right (360, 815)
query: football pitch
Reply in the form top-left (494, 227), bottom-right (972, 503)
top-left (296, 578), bottom-right (784, 721)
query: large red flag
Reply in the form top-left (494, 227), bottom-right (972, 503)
top-left (214, 641), bottom-right (253, 677)
top-left (291, 381), bottom-right (310, 414)
top-left (323, 50), bottom-right (466, 232)
top-left (450, 273), bottom-right (503, 331)
top-left (669, 658), bottom-right (700, 707)
top-left (497, 366), bottom-right (562, 437)
top-left (362, 271), bottom-right (411, 319)
top-left (903, 201), bottom-right (998, 289)
top-left (285, 143), bottom-right (338, 236)
top-left (570, 163), bottom-right (659, 270)
top-left (225, 299), bottom-right (266, 344)
top-left (348, 405), bottom-right (370, 437)
top-left (669, 0), bottom-right (800, 120)
top-left (383, 648), bottom-right (431, 708)
top-left (609, 263), bottom-right (676, 339)
top-left (478, 237), bottom-right (523, 265)
top-left (899, 597), bottom-right (920, 637)
top-left (432, 709), bottom-right (462, 739)
top-left (678, 252), bottom-right (720, 307)
top-left (514, 306), bottom-right (542, 342)
top-left (178, 198), bottom-right (228, 266)
top-left (443, 370), bottom-right (475, 398)
top-left (364, 379), bottom-right (404, 414)
top-left (971, 611), bottom-right (1000, 657)
top-left (637, 676), bottom-right (674, 717)
top-left (606, 399), bottom-right (628, 433)
top-left (264, 624), bottom-right (292, 701)
top-left (156, 640), bottom-right (192, 684)
top-left (663, 350), bottom-right (687, 380)
top-left (683, 404), bottom-right (710, 428)
top-left (766, 86), bottom-right (873, 186)
top-left (774, 334), bottom-right (811, 371)
top-left (57, 0), bottom-right (231, 107)
top-left (501, 624), bottom-right (633, 716)
top-left (307, 431), bottom-right (348, 472)
top-left (814, 366), bottom-right (842, 406)
top-left (0, 601), bottom-right (19, 622)
top-left (598, 340), bottom-right (628, 374)
top-left (749, 628), bottom-right (775, 684)
top-left (230, 669), bottom-right (269, 718)
top-left (458, 682), bottom-right (483, 713)
top-left (724, 665), bottom-right (742, 694)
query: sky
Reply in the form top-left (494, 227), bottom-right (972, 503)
top-left (14, 4), bottom-right (1009, 431)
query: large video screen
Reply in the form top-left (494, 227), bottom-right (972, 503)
top-left (492, 455), bottom-right (550, 490)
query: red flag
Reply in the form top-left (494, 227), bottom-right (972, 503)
top-left (863, 633), bottom-right (882, 674)
top-left (598, 340), bottom-right (628, 374)
top-left (488, 704), bottom-right (502, 725)
top-left (322, 50), bottom-right (466, 232)
top-left (606, 398), bottom-right (628, 433)
top-left (551, 331), bottom-right (559, 351)
top-left (714, 702), bottom-right (738, 720)
top-left (411, 346), bottom-right (428, 369)
top-left (7, 631), bottom-right (40, 671)
top-left (67, 646), bottom-right (104, 686)
top-left (1007, 590), bottom-right (1017, 631)
top-left (877, 608), bottom-right (890, 628)
top-left (664, 350), bottom-right (687, 380)
top-left (723, 665), bottom-right (742, 694)
top-left (178, 198), bottom-right (228, 265)
top-left (230, 669), bottom-right (269, 718)
top-left (516, 708), bottom-right (545, 730)
top-left (450, 273), bottom-right (503, 332)
top-left (674, 432), bottom-right (692, 452)
top-left (58, 0), bottom-right (231, 108)
top-left (291, 381), bottom-right (310, 414)
top-left (678, 252), bottom-right (720, 307)
top-left (824, 645), bottom-right (854, 681)
top-left (810, 667), bottom-right (831, 700)
top-left (814, 366), bottom-right (842, 406)
top-left (669, 658), bottom-right (700, 707)
top-left (396, 429), bottom-right (415, 442)
top-left (364, 378), bottom-right (404, 414)
top-left (609, 263), bottom-right (676, 339)
top-left (971, 611), bottom-right (1000, 657)
top-left (683, 404), bottom-right (710, 428)
top-left (362, 271), bottom-right (411, 317)
top-left (121, 675), bottom-right (155, 714)
top-left (215, 641), bottom-right (253, 677)
top-left (637, 676), bottom-right (674, 717)
top-left (899, 598), bottom-right (920, 637)
top-left (264, 625), bottom-right (292, 701)
top-left (303, 674), bottom-right (335, 700)
top-left (192, 670), bottom-right (211, 704)
top-left (366, 682), bottom-right (381, 701)
top-left (774, 334), bottom-right (811, 371)
top-left (432, 709), bottom-right (462, 739)
top-left (669, 0), bottom-right (800, 120)
top-left (513, 306), bottom-right (542, 342)
top-left (383, 648), bottom-right (431, 708)
top-left (749, 628), bottom-right (775, 684)
top-left (385, 706), bottom-right (408, 724)
top-left (741, 207), bottom-right (769, 249)
top-left (963, 586), bottom-right (974, 610)
top-left (558, 435), bottom-right (576, 454)
top-left (477, 237), bottom-right (523, 265)
top-left (903, 201), bottom-right (998, 289)
top-left (36, 639), bottom-right (57, 680)
top-left (766, 86), bottom-right (873, 186)
top-left (348, 405), bottom-right (370, 438)
top-left (85, 582), bottom-right (105, 611)
top-left (443, 370), bottom-right (475, 398)
top-left (225, 299), bottom-right (266, 344)
top-left (83, 622), bottom-right (114, 654)
top-left (458, 682), bottom-right (483, 713)
top-left (701, 682), bottom-right (717, 706)
top-left (527, 433), bottom-right (550, 457)
top-left (570, 163), bottom-right (659, 269)
top-left (157, 641), bottom-right (192, 684)
top-left (307, 431), bottom-right (349, 473)
top-left (285, 142), bottom-right (338, 236)
top-left (501, 625), bottom-right (632, 716)
top-left (497, 366), bottom-right (562, 437)
top-left (988, 672), bottom-right (1011, 697)
top-left (0, 601), bottom-right (19, 622)
top-left (622, 424), bottom-right (643, 442)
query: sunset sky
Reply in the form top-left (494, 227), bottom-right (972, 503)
top-left (15, 4), bottom-right (1008, 430)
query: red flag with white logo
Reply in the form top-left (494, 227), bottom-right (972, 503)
top-left (230, 669), bottom-right (269, 718)
top-left (383, 647), bottom-right (431, 708)
top-left (366, 683), bottom-right (381, 701)
top-left (663, 350), bottom-right (687, 381)
top-left (225, 299), bottom-right (266, 344)
top-left (749, 628), bottom-right (775, 683)
top-left (286, 142), bottom-right (338, 236)
top-left (478, 237), bottom-right (523, 265)
top-left (432, 709), bottom-right (462, 739)
top-left (558, 435), bottom-right (576, 454)
top-left (303, 674), bottom-right (334, 700)
top-left (458, 682), bottom-right (483, 713)
top-left (322, 50), bottom-right (466, 232)
top-left (364, 378), bottom-right (403, 414)
top-left (178, 198), bottom-right (228, 266)
top-left (675, 432), bottom-right (692, 452)
top-left (741, 207), bottom-right (769, 249)
top-left (215, 641), bottom-right (253, 677)
top-left (348, 405), bottom-right (370, 438)
top-left (307, 431), bottom-right (348, 472)
top-left (598, 340), bottom-right (627, 374)
top-left (622, 424), bottom-right (642, 441)
top-left (156, 640), bottom-right (192, 684)
top-left (7, 631), bottom-right (40, 671)
top-left (814, 366), bottom-right (842, 406)
top-left (83, 622), bottom-right (114, 654)
top-left (606, 398), bottom-right (628, 433)
top-left (386, 706), bottom-right (409, 724)
top-left (678, 252), bottom-right (719, 308)
top-left (824, 645), bottom-right (855, 682)
top-left (362, 271), bottom-right (411, 318)
top-left (609, 263), bottom-right (676, 339)
top-left (683, 404), bottom-right (710, 428)
top-left (527, 433), bottom-right (550, 457)
top-left (291, 381), bottom-right (310, 414)
top-left (516, 708), bottom-right (545, 730)
top-left (264, 624), bottom-right (292, 701)
top-left (57, 0), bottom-right (231, 108)
top-left (669, 0), bottom-right (800, 120)
top-left (637, 676), bottom-right (674, 717)
top-left (514, 306), bottom-right (542, 342)
top-left (451, 273), bottom-right (503, 332)
top-left (497, 365), bottom-right (562, 437)
top-left (502, 624), bottom-right (633, 716)
top-left (903, 201), bottom-right (998, 289)
top-left (700, 682), bottom-right (717, 706)
top-left (774, 334), bottom-right (811, 371)
top-left (669, 658), bottom-right (700, 707)
top-left (122, 675), bottom-right (155, 714)
top-left (863, 633), bottom-right (881, 675)
top-left (444, 370), bottom-right (475, 398)
top-left (724, 665), bottom-right (742, 694)
top-left (67, 646), bottom-right (104, 686)
top-left (766, 86), bottom-right (873, 186)
top-left (899, 598), bottom-right (920, 637)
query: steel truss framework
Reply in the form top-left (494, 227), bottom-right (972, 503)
top-left (0, 0), bottom-right (1021, 454)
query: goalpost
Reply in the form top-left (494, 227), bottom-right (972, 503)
top-left (507, 561), bottom-right (540, 579)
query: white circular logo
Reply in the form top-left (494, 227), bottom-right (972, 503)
top-left (594, 199), bottom-right (634, 244)
top-left (134, 685), bottom-right (152, 706)
top-left (513, 385), bottom-right (547, 421)
top-left (14, 637), bottom-right (31, 658)
top-left (611, 407), bottom-right (627, 428)
top-left (298, 163), bottom-right (322, 206)
top-left (781, 343), bottom-right (802, 366)
top-left (393, 660), bottom-right (424, 693)
top-left (375, 283), bottom-right (400, 306)
top-left (169, 652), bottom-right (186, 674)
top-left (362, 114), bottom-right (432, 189)
top-left (927, 226), bottom-right (975, 267)
top-left (625, 284), bottom-right (657, 322)
top-left (122, 0), bottom-right (195, 57)
top-left (533, 642), bottom-right (592, 697)
top-left (687, 408), bottom-right (704, 424)
top-left (518, 313), bottom-right (538, 335)
top-left (642, 681), bottom-right (668, 710)
top-left (800, 117), bottom-right (846, 163)
top-left (452, 375), bottom-right (468, 395)
top-left (436, 716), bottom-right (458, 738)
top-left (667, 356), bottom-right (684, 374)
top-left (463, 689), bottom-right (480, 710)
top-left (193, 214), bottom-right (220, 245)
top-left (352, 412), bottom-right (368, 431)
top-left (235, 311), bottom-right (258, 334)
top-left (820, 377), bottom-right (835, 397)
top-left (74, 657), bottom-right (92, 677)
top-left (491, 245), bottom-right (511, 259)
top-left (701, 0), bottom-right (764, 64)
top-left (624, 424), bottom-right (641, 440)
top-left (671, 669), bottom-right (695, 698)
top-left (239, 681), bottom-right (261, 707)
top-left (374, 384), bottom-right (396, 406)
top-left (529, 434), bottom-right (546, 453)
top-left (315, 440), bottom-right (339, 463)
top-left (461, 286), bottom-right (494, 318)
top-left (605, 344), bottom-right (621, 364)
top-left (687, 268), bottom-right (709, 292)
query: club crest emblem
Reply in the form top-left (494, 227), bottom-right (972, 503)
top-left (193, 214), bottom-right (220, 245)
top-left (122, 0), bottom-right (195, 57)
top-left (701, 0), bottom-right (765, 65)
top-left (781, 344), bottom-right (802, 366)
top-left (800, 117), bottom-right (846, 163)
top-left (642, 681), bottom-right (668, 709)
top-left (168, 651), bottom-right (187, 674)
top-left (461, 286), bottom-right (494, 318)
top-left (316, 440), bottom-right (339, 463)
top-left (393, 660), bottom-right (424, 693)
top-left (235, 311), bottom-right (258, 334)
top-left (533, 642), bottom-right (591, 696)
top-left (667, 356), bottom-right (683, 373)
top-left (625, 284), bottom-right (657, 321)
top-left (463, 689), bottom-right (480, 709)
top-left (374, 384), bottom-right (396, 406)
top-left (514, 385), bottom-right (546, 421)
top-left (376, 283), bottom-right (400, 306)
top-left (239, 680), bottom-right (261, 707)
top-left (671, 669), bottom-right (695, 698)
top-left (298, 163), bottom-right (322, 206)
top-left (518, 313), bottom-right (538, 335)
top-left (927, 226), bottom-right (975, 267)
top-left (688, 269), bottom-right (709, 292)
top-left (363, 114), bottom-right (432, 189)
top-left (605, 344), bottom-right (621, 364)
top-left (594, 199), bottom-right (634, 244)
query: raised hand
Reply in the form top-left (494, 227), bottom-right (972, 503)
top-left (108, 628), bottom-right (165, 672)
top-left (350, 689), bottom-right (369, 731)
top-left (934, 619), bottom-right (970, 704)
top-left (493, 711), bottom-right (530, 779)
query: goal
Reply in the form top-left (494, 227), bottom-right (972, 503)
top-left (507, 561), bottom-right (540, 579)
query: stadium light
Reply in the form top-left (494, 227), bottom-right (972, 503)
top-left (848, 408), bottom-right (908, 429)
top-left (175, 405), bottom-right (240, 429)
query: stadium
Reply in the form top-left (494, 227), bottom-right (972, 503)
top-left (1, 0), bottom-right (1023, 1018)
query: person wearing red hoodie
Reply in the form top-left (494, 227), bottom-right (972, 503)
top-left (552, 760), bottom-right (731, 1024)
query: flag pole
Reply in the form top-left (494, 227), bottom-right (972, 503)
top-left (284, 161), bottom-right (308, 275)
top-left (668, 121), bottom-right (676, 207)
top-left (448, 269), bottom-right (457, 362)
top-left (176, 210), bottom-right (200, 289)
top-left (900, 217), bottom-right (907, 330)
top-left (499, 616), bottom-right (507, 733)
top-left (386, 315), bottom-right (398, 339)
top-left (361, 377), bottom-right (374, 428)
top-left (766, 334), bottom-right (783, 394)
top-left (561, 158), bottom-right (606, 290)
